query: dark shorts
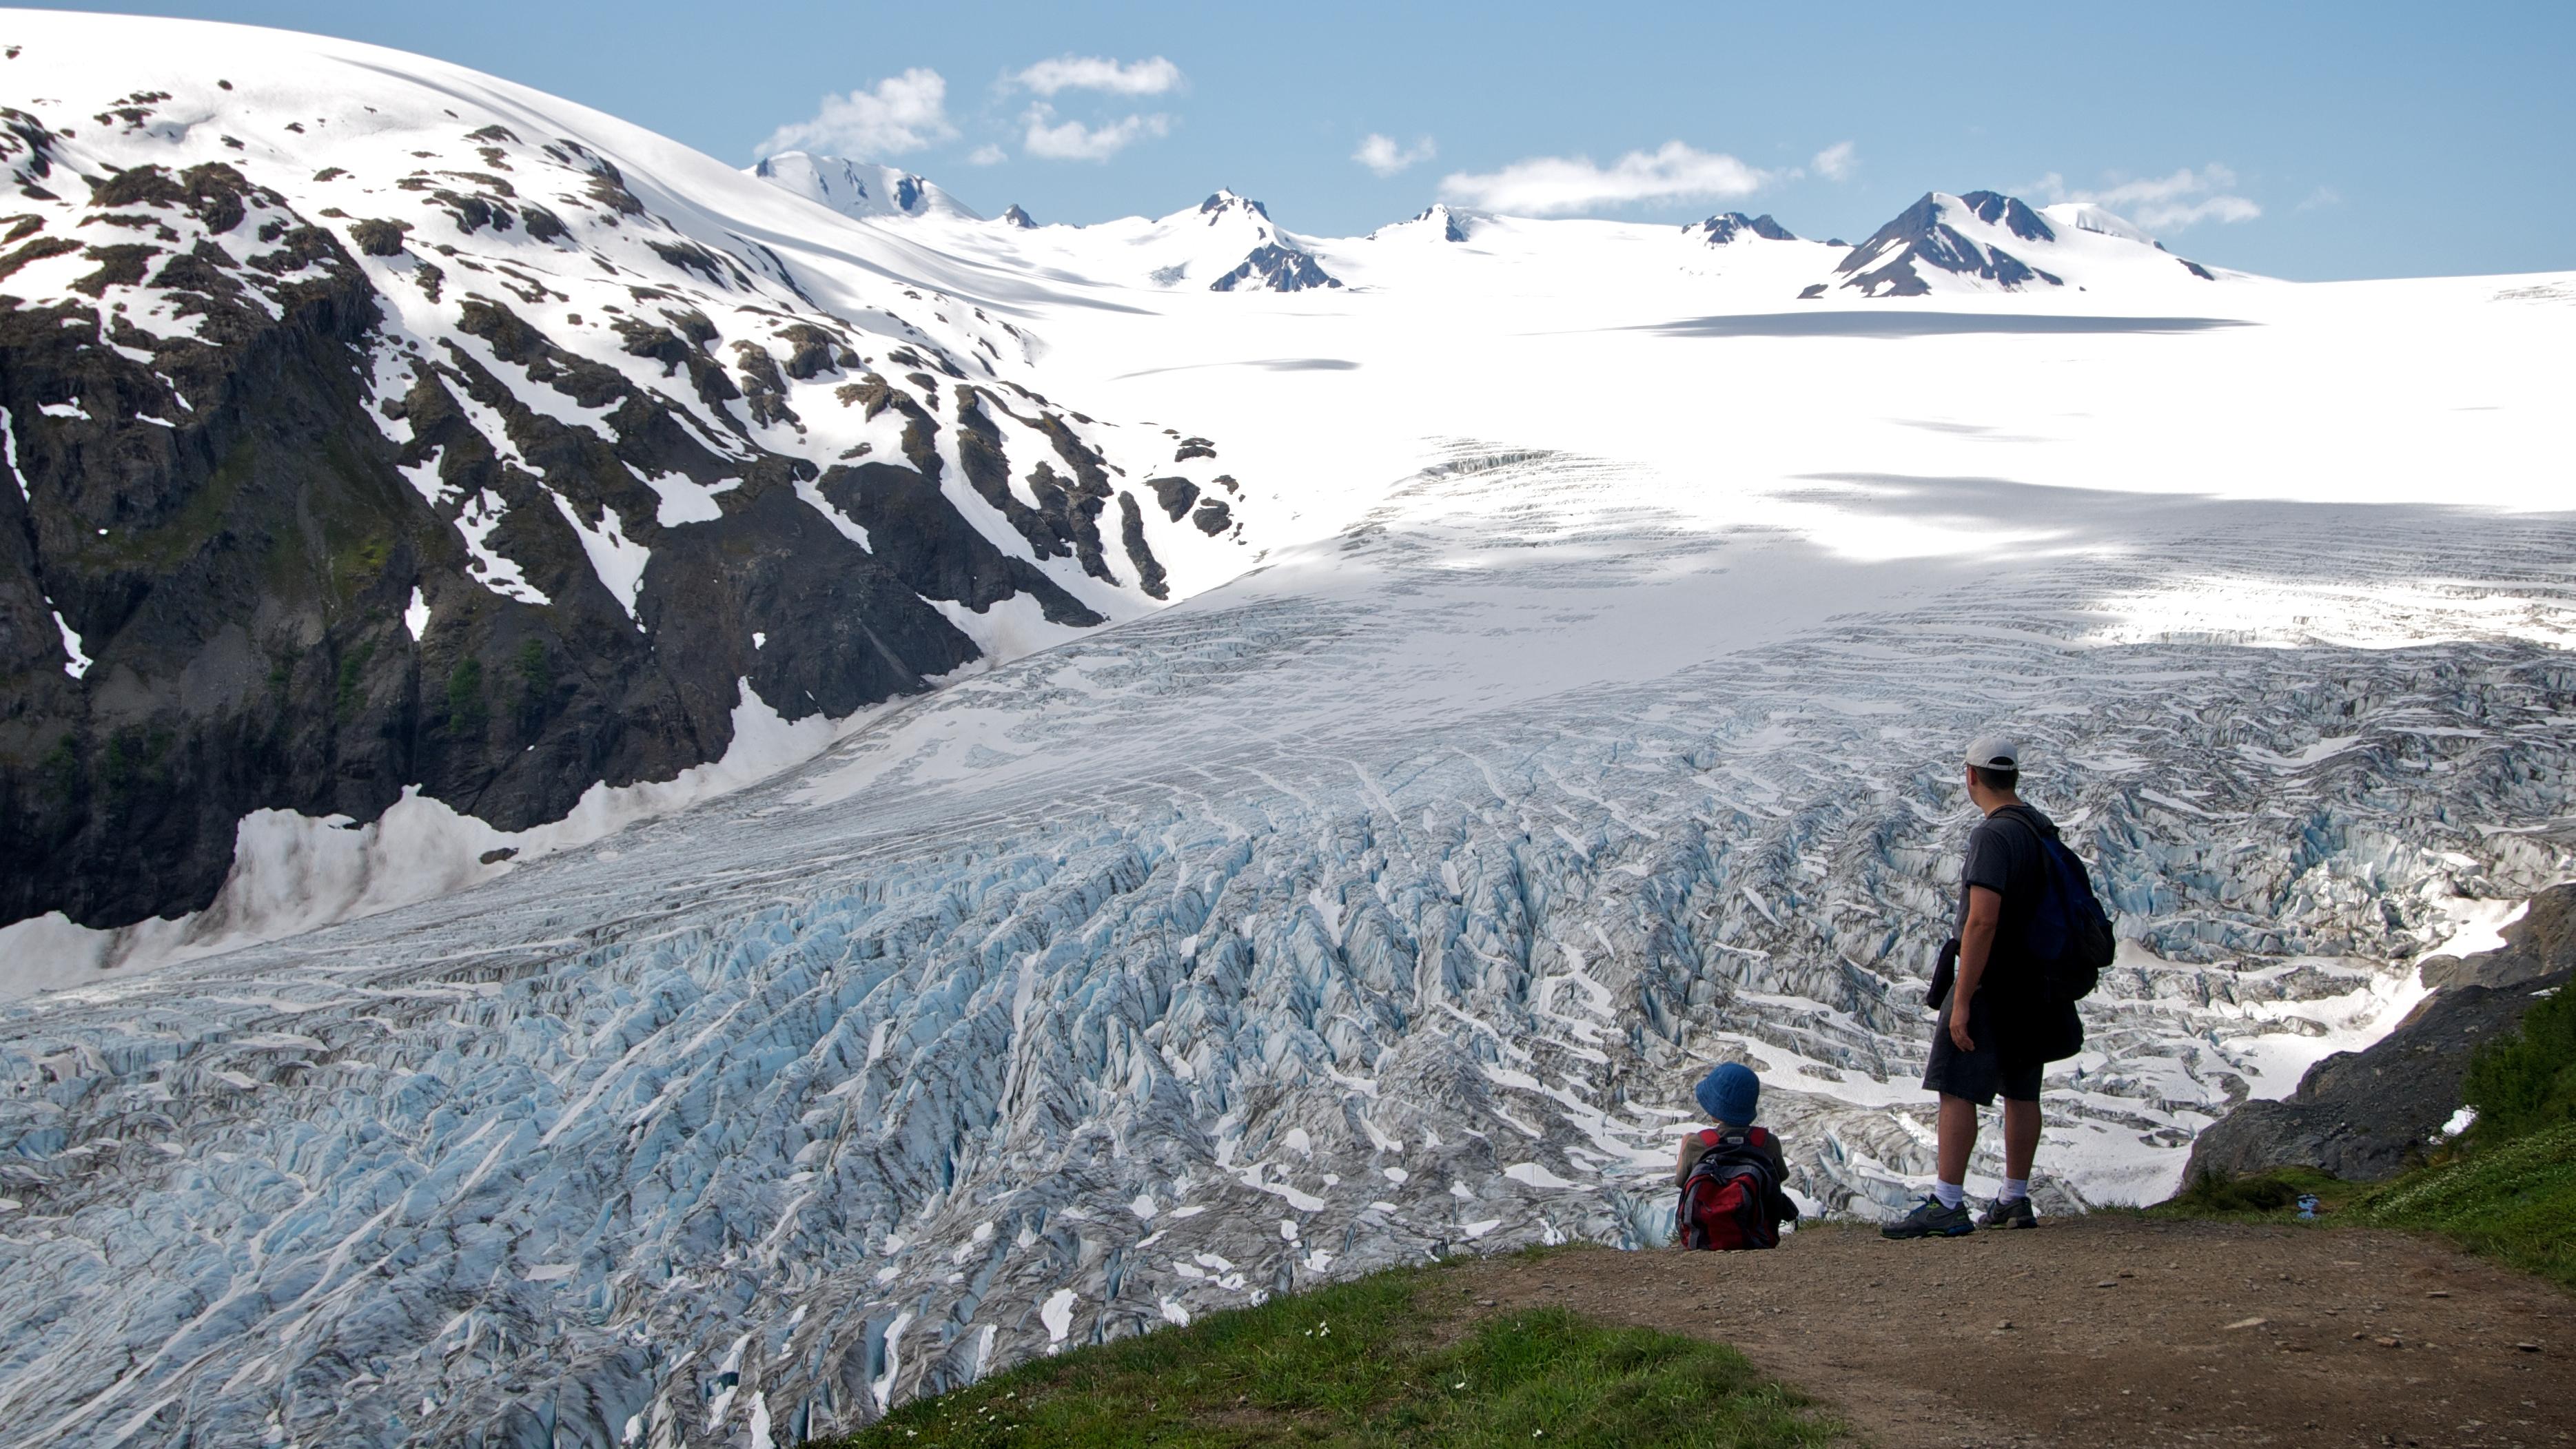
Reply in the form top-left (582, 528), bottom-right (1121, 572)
top-left (1922, 987), bottom-right (2043, 1106)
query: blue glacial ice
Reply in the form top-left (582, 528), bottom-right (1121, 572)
top-left (1, 459), bottom-right (2573, 1446)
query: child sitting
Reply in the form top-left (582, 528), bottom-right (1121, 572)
top-left (1674, 1062), bottom-right (1799, 1250)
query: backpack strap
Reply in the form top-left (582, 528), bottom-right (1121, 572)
top-left (1988, 803), bottom-right (2057, 845)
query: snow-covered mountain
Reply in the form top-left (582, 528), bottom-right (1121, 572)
top-left (965, 188), bottom-right (1344, 293)
top-left (746, 150), bottom-right (983, 221)
top-left (1817, 189), bottom-right (2230, 297)
top-left (3, 10), bottom-right (2575, 1449)
top-left (1367, 203), bottom-right (1480, 243)
top-left (0, 10), bottom-right (1251, 952)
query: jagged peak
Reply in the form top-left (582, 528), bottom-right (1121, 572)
top-left (1000, 203), bottom-right (1036, 229)
top-left (1684, 211), bottom-right (1800, 245)
top-left (1198, 189), bottom-right (1273, 223)
top-left (1832, 190), bottom-right (2063, 297)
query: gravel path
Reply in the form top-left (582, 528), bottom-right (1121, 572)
top-left (1452, 1217), bottom-right (2573, 1448)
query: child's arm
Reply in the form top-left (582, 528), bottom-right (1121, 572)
top-left (1765, 1137), bottom-right (1799, 1222)
top-left (1674, 1132), bottom-right (1701, 1188)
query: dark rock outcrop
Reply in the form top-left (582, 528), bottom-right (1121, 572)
top-left (2183, 885), bottom-right (2576, 1183)
top-left (1146, 475), bottom-right (1198, 521)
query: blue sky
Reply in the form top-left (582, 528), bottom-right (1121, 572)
top-left (24, 1), bottom-right (2576, 279)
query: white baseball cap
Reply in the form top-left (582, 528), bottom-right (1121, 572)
top-left (1964, 735), bottom-right (2023, 772)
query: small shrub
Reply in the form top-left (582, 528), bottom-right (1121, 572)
top-left (514, 639), bottom-right (551, 732)
top-left (2156, 1165), bottom-right (2340, 1218)
top-left (334, 641), bottom-right (376, 721)
top-left (445, 657), bottom-right (486, 732)
top-left (2461, 985), bottom-right (2576, 1141)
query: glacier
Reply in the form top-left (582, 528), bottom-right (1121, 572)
top-left (3, 452), bottom-right (2572, 1446)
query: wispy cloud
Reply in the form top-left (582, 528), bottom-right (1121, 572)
top-left (1812, 141), bottom-right (1857, 181)
top-left (2034, 163), bottom-right (2261, 232)
top-left (758, 69), bottom-right (955, 159)
top-left (1353, 133), bottom-right (1437, 177)
top-left (1022, 105), bottom-right (1172, 162)
top-left (1012, 55), bottom-right (1184, 96)
top-left (965, 143), bottom-right (1008, 166)
top-left (2296, 184), bottom-right (2342, 212)
top-left (1438, 141), bottom-right (1772, 216)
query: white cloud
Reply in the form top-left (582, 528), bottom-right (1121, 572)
top-left (2129, 194), bottom-right (2262, 229)
top-left (1812, 141), bottom-right (1857, 181)
top-left (1022, 105), bottom-right (1172, 162)
top-left (1437, 141), bottom-right (1772, 216)
top-left (1012, 55), bottom-right (1184, 96)
top-left (758, 68), bottom-right (956, 159)
top-left (2296, 184), bottom-right (2343, 212)
top-left (2035, 163), bottom-right (2262, 232)
top-left (966, 143), bottom-right (1008, 166)
top-left (1353, 134), bottom-right (1437, 177)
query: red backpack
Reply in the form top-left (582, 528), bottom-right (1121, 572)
top-left (1677, 1127), bottom-right (1786, 1251)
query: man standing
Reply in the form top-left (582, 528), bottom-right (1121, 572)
top-left (1883, 736), bottom-right (2056, 1238)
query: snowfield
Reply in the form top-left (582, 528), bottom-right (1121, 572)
top-left (3, 10), bottom-right (2575, 1449)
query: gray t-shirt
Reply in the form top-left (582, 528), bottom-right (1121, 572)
top-left (1956, 803), bottom-right (2054, 983)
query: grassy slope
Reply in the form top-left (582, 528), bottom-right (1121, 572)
top-left (816, 1259), bottom-right (1839, 1448)
top-left (2358, 1118), bottom-right (2576, 1289)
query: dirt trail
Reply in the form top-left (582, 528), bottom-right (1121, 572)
top-left (1451, 1217), bottom-right (2572, 1448)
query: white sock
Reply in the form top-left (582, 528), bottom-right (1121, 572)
top-left (1933, 1180), bottom-right (1965, 1210)
top-left (2000, 1177), bottom-right (2030, 1204)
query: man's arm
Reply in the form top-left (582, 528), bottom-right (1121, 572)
top-left (1950, 884), bottom-right (2003, 1054)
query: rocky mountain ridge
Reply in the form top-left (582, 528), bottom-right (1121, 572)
top-left (0, 15), bottom-right (1251, 936)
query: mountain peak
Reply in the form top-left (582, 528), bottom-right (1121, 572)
top-left (1000, 203), bottom-right (1036, 229)
top-left (1831, 189), bottom-right (2064, 297)
top-left (1367, 203), bottom-right (1478, 243)
top-left (1136, 190), bottom-right (1339, 291)
top-left (1198, 189), bottom-right (1273, 223)
top-left (1823, 189), bottom-right (2231, 298)
top-left (1953, 189), bottom-right (2056, 243)
top-left (748, 151), bottom-right (981, 222)
top-left (1684, 212), bottom-right (1799, 245)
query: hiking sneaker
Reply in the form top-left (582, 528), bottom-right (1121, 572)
top-left (1881, 1195), bottom-right (1975, 1240)
top-left (1979, 1195), bottom-right (2038, 1230)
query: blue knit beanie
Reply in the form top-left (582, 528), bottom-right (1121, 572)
top-left (1695, 1062), bottom-right (1760, 1126)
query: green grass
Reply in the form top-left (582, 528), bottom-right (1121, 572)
top-left (2358, 1118), bottom-right (2576, 1290)
top-left (816, 1264), bottom-right (1837, 1448)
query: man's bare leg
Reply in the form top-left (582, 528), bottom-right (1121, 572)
top-left (2002, 1098), bottom-right (2040, 1183)
top-left (1936, 1092), bottom-right (1979, 1188)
